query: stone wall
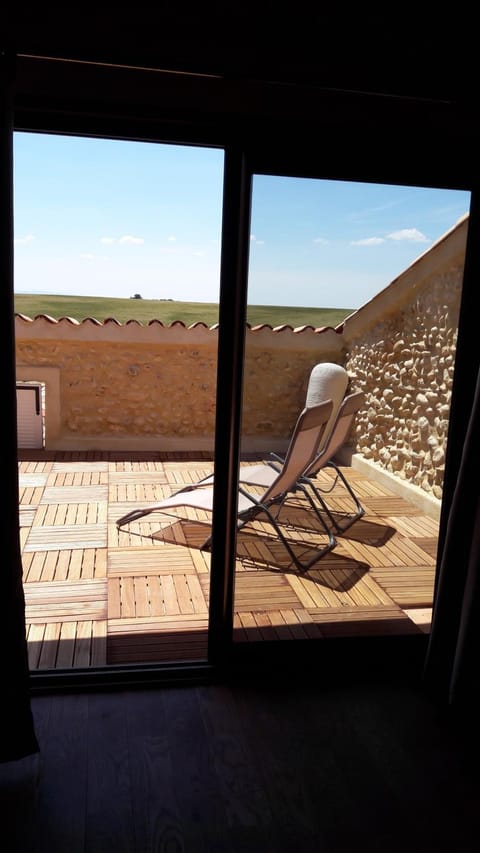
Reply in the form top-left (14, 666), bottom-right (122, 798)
top-left (15, 315), bottom-right (343, 452)
top-left (342, 215), bottom-right (468, 500)
top-left (241, 326), bottom-right (344, 447)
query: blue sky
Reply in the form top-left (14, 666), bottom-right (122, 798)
top-left (14, 131), bottom-right (471, 309)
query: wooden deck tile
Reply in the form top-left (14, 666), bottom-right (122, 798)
top-left (19, 505), bottom-right (37, 527)
top-left (225, 572), bottom-right (302, 612)
top-left (47, 470), bottom-right (109, 487)
top-left (402, 607), bottom-right (432, 633)
top-left (24, 578), bottom-right (107, 622)
top-left (389, 515), bottom-right (440, 537)
top-left (22, 547), bottom-right (106, 582)
top-left (18, 486), bottom-right (45, 505)
top-left (108, 545), bottom-right (198, 574)
top-left (107, 614), bottom-right (209, 663)
top-left (108, 484), bottom-right (172, 503)
top-left (308, 605), bottom-right (421, 636)
top-left (40, 485), bottom-right (108, 503)
top-left (234, 609), bottom-right (324, 641)
top-left (18, 451), bottom-right (440, 668)
top-left (361, 496), bottom-right (424, 516)
top-left (18, 459), bottom-right (54, 472)
top-left (108, 471), bottom-right (168, 484)
top-left (373, 533), bottom-right (433, 567)
top-left (412, 537), bottom-right (438, 559)
top-left (108, 572), bottom-right (209, 619)
top-left (369, 566), bottom-right (436, 608)
top-left (37, 622), bottom-right (62, 669)
top-left (51, 461), bottom-right (110, 472)
top-left (27, 619), bottom-right (107, 669)
top-left (107, 500), bottom-right (178, 522)
top-left (334, 536), bottom-right (393, 568)
top-left (18, 473), bottom-right (49, 487)
top-left (24, 523), bottom-right (108, 551)
top-left (330, 516), bottom-right (396, 546)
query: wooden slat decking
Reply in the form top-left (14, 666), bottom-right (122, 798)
top-left (18, 451), bottom-right (438, 669)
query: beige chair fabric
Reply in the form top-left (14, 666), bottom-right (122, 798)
top-left (302, 390), bottom-right (366, 532)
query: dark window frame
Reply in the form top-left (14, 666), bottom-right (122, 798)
top-left (8, 53), bottom-right (480, 689)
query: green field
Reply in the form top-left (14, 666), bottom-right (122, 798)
top-left (14, 294), bottom-right (354, 328)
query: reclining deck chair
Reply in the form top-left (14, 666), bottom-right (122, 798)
top-left (263, 367), bottom-right (365, 533)
top-left (299, 390), bottom-right (366, 532)
top-left (116, 399), bottom-right (337, 572)
top-left (240, 391), bottom-right (366, 534)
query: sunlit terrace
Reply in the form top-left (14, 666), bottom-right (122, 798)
top-left (19, 448), bottom-right (437, 670)
top-left (15, 215), bottom-right (466, 671)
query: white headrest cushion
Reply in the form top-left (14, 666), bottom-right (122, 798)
top-left (305, 363), bottom-right (349, 408)
top-left (305, 363), bottom-right (349, 443)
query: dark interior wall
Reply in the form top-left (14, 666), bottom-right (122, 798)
top-left (4, 4), bottom-right (479, 104)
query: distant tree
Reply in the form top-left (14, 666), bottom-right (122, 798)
top-left (131, 293), bottom-right (143, 299)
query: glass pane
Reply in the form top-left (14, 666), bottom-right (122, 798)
top-left (14, 131), bottom-right (224, 670)
top-left (234, 174), bottom-right (470, 645)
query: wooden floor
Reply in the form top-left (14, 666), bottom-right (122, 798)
top-left (18, 451), bottom-right (439, 670)
top-left (4, 679), bottom-right (480, 852)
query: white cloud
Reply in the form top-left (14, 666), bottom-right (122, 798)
top-left (80, 253), bottom-right (95, 260)
top-left (313, 237), bottom-right (329, 245)
top-left (351, 228), bottom-right (430, 247)
top-left (100, 236), bottom-right (116, 245)
top-left (119, 235), bottom-right (144, 245)
top-left (351, 236), bottom-right (385, 246)
top-left (386, 228), bottom-right (429, 243)
top-left (14, 234), bottom-right (35, 245)
top-left (250, 234), bottom-right (265, 245)
top-left (167, 235), bottom-right (176, 242)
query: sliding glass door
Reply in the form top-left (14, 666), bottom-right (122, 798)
top-left (233, 171), bottom-right (470, 647)
top-left (14, 131), bottom-right (225, 670)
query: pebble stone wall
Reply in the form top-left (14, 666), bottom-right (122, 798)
top-left (343, 220), bottom-right (467, 500)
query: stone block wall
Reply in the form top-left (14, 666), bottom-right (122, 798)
top-left (15, 315), bottom-right (343, 452)
top-left (241, 326), bottom-right (344, 447)
top-left (342, 216), bottom-right (467, 499)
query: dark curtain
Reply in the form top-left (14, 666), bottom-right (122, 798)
top-left (0, 52), bottom-right (39, 763)
top-left (424, 370), bottom-right (480, 713)
top-left (424, 188), bottom-right (480, 719)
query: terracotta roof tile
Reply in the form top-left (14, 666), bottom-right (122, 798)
top-left (79, 317), bottom-right (102, 326)
top-left (292, 325), bottom-right (315, 332)
top-left (14, 313), bottom-right (344, 333)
